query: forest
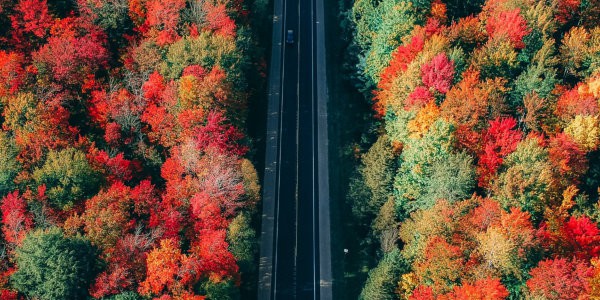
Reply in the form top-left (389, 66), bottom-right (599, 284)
top-left (344, 0), bottom-right (600, 299)
top-left (0, 0), bottom-right (265, 299)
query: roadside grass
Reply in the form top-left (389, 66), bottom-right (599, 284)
top-left (323, 0), bottom-right (377, 298)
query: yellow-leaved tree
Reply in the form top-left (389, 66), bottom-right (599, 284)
top-left (564, 115), bottom-right (600, 151)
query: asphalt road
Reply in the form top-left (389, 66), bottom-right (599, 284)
top-left (257, 0), bottom-right (332, 297)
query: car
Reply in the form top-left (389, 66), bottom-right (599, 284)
top-left (286, 30), bottom-right (294, 44)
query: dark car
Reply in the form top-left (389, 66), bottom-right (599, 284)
top-left (286, 30), bottom-right (294, 44)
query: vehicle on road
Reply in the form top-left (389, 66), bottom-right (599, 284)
top-left (286, 29), bottom-right (294, 44)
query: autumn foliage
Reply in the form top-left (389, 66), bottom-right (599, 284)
top-left (0, 0), bottom-right (262, 298)
top-left (348, 0), bottom-right (600, 298)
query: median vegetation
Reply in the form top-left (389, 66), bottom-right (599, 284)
top-left (0, 0), bottom-right (266, 298)
top-left (344, 0), bottom-right (600, 298)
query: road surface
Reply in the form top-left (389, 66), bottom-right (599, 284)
top-left (257, 0), bottom-right (332, 297)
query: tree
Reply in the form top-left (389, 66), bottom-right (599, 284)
top-left (142, 102), bottom-right (179, 148)
top-left (226, 213), bottom-right (256, 274)
top-left (493, 138), bottom-right (554, 221)
top-left (143, 71), bottom-right (166, 102)
top-left (580, 0), bottom-right (600, 28)
top-left (76, 0), bottom-right (134, 46)
top-left (82, 181), bottom-right (134, 250)
top-left (485, 9), bottom-right (530, 49)
top-left (11, 228), bottom-right (98, 300)
top-left (106, 291), bottom-right (143, 300)
top-left (88, 87), bottom-right (146, 146)
top-left (144, 0), bottom-right (186, 45)
top-left (471, 37), bottom-right (519, 79)
top-left (394, 119), bottom-right (456, 218)
top-left (357, 135), bottom-right (397, 218)
top-left (130, 39), bottom-right (164, 75)
top-left (202, 279), bottom-right (240, 300)
top-left (407, 101), bottom-right (441, 138)
top-left (439, 69), bottom-right (500, 150)
top-left (195, 111), bottom-right (248, 156)
top-left (442, 278), bottom-right (509, 300)
top-left (559, 27), bottom-right (593, 78)
top-left (540, 216), bottom-right (600, 260)
top-left (477, 117), bottom-right (522, 189)
top-left (447, 15), bottom-right (486, 51)
top-left (194, 229), bottom-right (239, 281)
top-left (466, 198), bottom-right (503, 232)
top-left (588, 258), bottom-right (600, 299)
top-left (0, 290), bottom-right (18, 300)
top-left (526, 258), bottom-right (592, 299)
top-left (203, 1), bottom-right (237, 37)
top-left (548, 133), bottom-right (588, 184)
top-left (0, 51), bottom-right (25, 98)
top-left (90, 230), bottom-right (156, 298)
top-left (1, 191), bottom-right (32, 245)
top-left (32, 18), bottom-right (108, 86)
top-left (2, 92), bottom-right (73, 165)
top-left (195, 149), bottom-right (247, 218)
top-left (398, 199), bottom-right (466, 263)
top-left (359, 249), bottom-right (406, 300)
top-left (139, 238), bottom-right (199, 297)
top-left (420, 151), bottom-right (475, 205)
top-left (555, 86), bottom-right (598, 122)
top-left (10, 0), bottom-right (53, 47)
top-left (88, 149), bottom-right (134, 183)
top-left (0, 131), bottom-right (20, 196)
top-left (555, 0), bottom-right (581, 24)
top-left (475, 208), bottom-right (537, 279)
top-left (32, 147), bottom-right (102, 209)
top-left (361, 0), bottom-right (418, 88)
top-left (409, 285), bottom-right (435, 300)
top-left (378, 35), bottom-right (425, 92)
top-left (564, 115), bottom-right (600, 152)
top-left (240, 159), bottom-right (260, 207)
top-left (160, 32), bottom-right (241, 80)
top-left (561, 216), bottom-right (600, 259)
top-left (193, 66), bottom-right (244, 118)
top-left (190, 191), bottom-right (227, 231)
top-left (510, 40), bottom-right (558, 108)
top-left (420, 52), bottom-right (454, 94)
top-left (376, 35), bottom-right (425, 115)
top-left (404, 86), bottom-right (434, 110)
top-left (412, 236), bottom-right (465, 294)
top-left (373, 199), bottom-right (399, 252)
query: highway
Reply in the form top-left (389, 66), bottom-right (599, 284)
top-left (257, 0), bottom-right (332, 297)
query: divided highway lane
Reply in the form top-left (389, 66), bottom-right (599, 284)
top-left (296, 0), bottom-right (318, 296)
top-left (272, 0), bottom-right (299, 296)
top-left (273, 0), bottom-right (317, 296)
top-left (258, 0), bottom-right (331, 297)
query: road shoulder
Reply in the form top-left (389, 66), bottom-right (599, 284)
top-left (316, 0), bottom-right (333, 297)
top-left (257, 0), bottom-right (284, 298)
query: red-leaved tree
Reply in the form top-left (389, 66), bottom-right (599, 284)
top-left (486, 9), bottom-right (530, 49)
top-left (477, 117), bottom-right (523, 188)
top-left (1, 191), bottom-right (33, 245)
top-left (420, 52), bottom-right (455, 94)
top-left (195, 111), bottom-right (248, 156)
top-left (527, 258), bottom-right (593, 299)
